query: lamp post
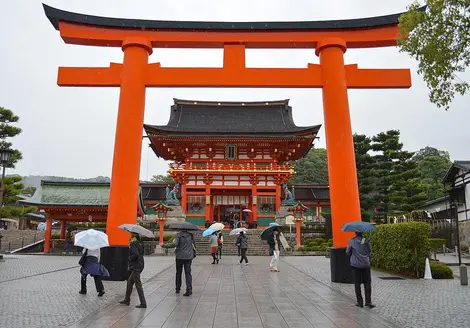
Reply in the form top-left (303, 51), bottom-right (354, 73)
top-left (289, 201), bottom-right (309, 248)
top-left (0, 148), bottom-right (14, 210)
top-left (152, 201), bottom-right (172, 245)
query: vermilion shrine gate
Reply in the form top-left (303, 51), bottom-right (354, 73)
top-left (43, 4), bottom-right (415, 282)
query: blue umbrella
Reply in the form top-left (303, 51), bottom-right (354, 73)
top-left (202, 227), bottom-right (217, 237)
top-left (341, 221), bottom-right (376, 233)
top-left (269, 222), bottom-right (280, 227)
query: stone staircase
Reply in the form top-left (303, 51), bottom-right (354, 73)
top-left (192, 229), bottom-right (285, 256)
top-left (0, 230), bottom-right (45, 253)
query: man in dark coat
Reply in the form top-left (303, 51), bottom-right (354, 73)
top-left (162, 229), bottom-right (195, 296)
top-left (119, 233), bottom-right (147, 308)
top-left (346, 232), bottom-right (375, 308)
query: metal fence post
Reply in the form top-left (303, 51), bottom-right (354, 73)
top-left (21, 237), bottom-right (24, 249)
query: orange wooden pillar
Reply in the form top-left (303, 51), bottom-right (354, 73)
top-left (44, 215), bottom-right (53, 254)
top-left (275, 184), bottom-right (281, 215)
top-left (295, 218), bottom-right (303, 247)
top-left (106, 38), bottom-right (152, 246)
top-left (59, 220), bottom-right (66, 239)
top-left (316, 38), bottom-right (361, 248)
top-left (205, 185), bottom-right (211, 223)
top-left (158, 218), bottom-right (165, 246)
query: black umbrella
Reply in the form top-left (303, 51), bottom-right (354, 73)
top-left (168, 222), bottom-right (200, 231)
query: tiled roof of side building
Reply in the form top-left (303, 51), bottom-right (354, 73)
top-left (20, 181), bottom-right (110, 207)
top-left (144, 99), bottom-right (321, 136)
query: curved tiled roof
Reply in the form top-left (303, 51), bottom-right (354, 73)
top-left (43, 4), bottom-right (425, 32)
top-left (145, 99), bottom-right (320, 136)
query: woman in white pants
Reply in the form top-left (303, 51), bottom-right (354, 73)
top-left (268, 229), bottom-right (281, 272)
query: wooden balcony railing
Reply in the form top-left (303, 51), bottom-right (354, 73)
top-left (169, 162), bottom-right (294, 172)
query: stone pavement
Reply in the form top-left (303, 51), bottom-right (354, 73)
top-left (67, 256), bottom-right (397, 328)
top-left (0, 254), bottom-right (175, 328)
top-left (284, 256), bottom-right (470, 328)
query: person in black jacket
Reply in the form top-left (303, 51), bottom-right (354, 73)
top-left (162, 230), bottom-right (195, 296)
top-left (119, 233), bottom-right (147, 308)
top-left (267, 229), bottom-right (281, 272)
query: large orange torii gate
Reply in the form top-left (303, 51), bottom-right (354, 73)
top-left (43, 4), bottom-right (416, 282)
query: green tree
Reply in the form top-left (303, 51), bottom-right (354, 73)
top-left (0, 106), bottom-right (22, 167)
top-left (150, 174), bottom-right (174, 184)
top-left (399, 1), bottom-right (470, 110)
top-left (289, 148), bottom-right (329, 185)
top-left (353, 134), bottom-right (376, 220)
top-left (0, 176), bottom-right (37, 218)
top-left (412, 146), bottom-right (451, 162)
top-left (414, 147), bottom-right (452, 200)
top-left (22, 186), bottom-right (37, 196)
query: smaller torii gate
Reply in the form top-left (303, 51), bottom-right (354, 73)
top-left (43, 4), bottom-right (417, 282)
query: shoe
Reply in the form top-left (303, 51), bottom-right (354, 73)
top-left (211, 261), bottom-right (215, 264)
top-left (245, 263), bottom-right (249, 266)
top-left (175, 290), bottom-right (180, 294)
top-left (365, 303), bottom-right (376, 309)
top-left (355, 303), bottom-right (364, 308)
top-left (119, 300), bottom-right (130, 305)
top-left (135, 304), bottom-right (147, 308)
top-left (79, 291), bottom-right (87, 295)
top-left (269, 266), bottom-right (273, 271)
top-left (98, 291), bottom-right (105, 297)
top-left (183, 291), bottom-right (192, 297)
top-left (216, 259), bottom-right (219, 264)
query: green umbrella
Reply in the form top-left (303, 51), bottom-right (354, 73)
top-left (260, 225), bottom-right (279, 241)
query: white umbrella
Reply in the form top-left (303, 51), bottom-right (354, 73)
top-left (230, 227), bottom-right (247, 236)
top-left (118, 224), bottom-right (154, 238)
top-left (74, 229), bottom-right (109, 250)
top-left (209, 222), bottom-right (225, 231)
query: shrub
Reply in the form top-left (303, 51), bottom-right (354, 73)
top-left (430, 263), bottom-right (454, 279)
top-left (51, 233), bottom-right (60, 239)
top-left (366, 222), bottom-right (431, 278)
top-left (429, 238), bottom-right (446, 260)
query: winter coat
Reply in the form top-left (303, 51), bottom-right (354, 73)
top-left (346, 236), bottom-right (371, 269)
top-left (129, 239), bottom-right (145, 271)
top-left (80, 254), bottom-right (110, 277)
top-left (237, 234), bottom-right (248, 249)
top-left (163, 231), bottom-right (195, 260)
top-left (267, 233), bottom-right (281, 251)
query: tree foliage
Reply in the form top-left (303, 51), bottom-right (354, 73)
top-left (289, 148), bottom-right (329, 185)
top-left (150, 174), bottom-right (174, 184)
top-left (0, 106), bottom-right (22, 167)
top-left (399, 1), bottom-right (470, 110)
top-left (0, 175), bottom-right (37, 218)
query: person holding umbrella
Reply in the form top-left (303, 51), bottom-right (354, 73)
top-left (119, 231), bottom-right (147, 308)
top-left (260, 223), bottom-right (282, 272)
top-left (236, 231), bottom-right (249, 265)
top-left (343, 221), bottom-right (376, 309)
top-left (162, 222), bottom-right (199, 296)
top-left (209, 231), bottom-right (219, 264)
top-left (217, 231), bottom-right (224, 259)
top-left (75, 229), bottom-right (110, 296)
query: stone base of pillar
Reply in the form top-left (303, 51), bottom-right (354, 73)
top-left (330, 247), bottom-right (354, 284)
top-left (100, 246), bottom-right (130, 281)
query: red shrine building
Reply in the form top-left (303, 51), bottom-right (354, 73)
top-left (144, 99), bottom-right (321, 228)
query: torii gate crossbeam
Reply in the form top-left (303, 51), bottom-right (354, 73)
top-left (43, 4), bottom-right (420, 283)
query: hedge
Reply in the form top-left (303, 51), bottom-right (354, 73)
top-left (298, 238), bottom-right (332, 251)
top-left (430, 263), bottom-right (454, 279)
top-left (366, 222), bottom-right (431, 278)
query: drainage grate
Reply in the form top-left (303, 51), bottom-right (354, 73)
top-left (378, 276), bottom-right (405, 280)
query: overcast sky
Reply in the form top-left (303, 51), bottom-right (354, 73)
top-left (0, 0), bottom-right (468, 180)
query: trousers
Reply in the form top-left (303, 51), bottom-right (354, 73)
top-left (124, 270), bottom-right (146, 305)
top-left (240, 248), bottom-right (248, 263)
top-left (81, 274), bottom-right (104, 293)
top-left (270, 250), bottom-right (280, 269)
top-left (175, 259), bottom-right (192, 292)
top-left (351, 266), bottom-right (372, 305)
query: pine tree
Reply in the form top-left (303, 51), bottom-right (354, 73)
top-left (0, 106), bottom-right (22, 167)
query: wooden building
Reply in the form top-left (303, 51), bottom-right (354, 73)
top-left (144, 99), bottom-right (322, 228)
